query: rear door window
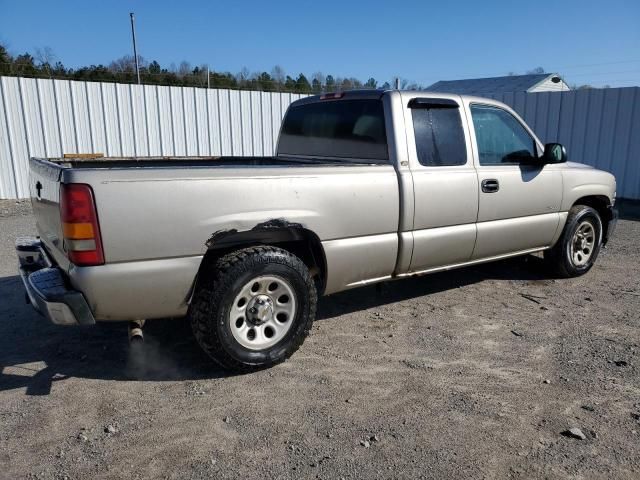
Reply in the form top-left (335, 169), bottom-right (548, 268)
top-left (411, 105), bottom-right (467, 166)
top-left (278, 99), bottom-right (388, 161)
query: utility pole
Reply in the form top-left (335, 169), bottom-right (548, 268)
top-left (395, 77), bottom-right (400, 90)
top-left (207, 66), bottom-right (210, 89)
top-left (129, 12), bottom-right (141, 84)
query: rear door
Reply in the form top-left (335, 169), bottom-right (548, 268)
top-left (401, 93), bottom-right (479, 273)
top-left (464, 102), bottom-right (562, 259)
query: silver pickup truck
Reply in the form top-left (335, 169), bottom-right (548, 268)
top-left (17, 89), bottom-right (617, 370)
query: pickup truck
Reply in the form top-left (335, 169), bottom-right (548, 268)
top-left (17, 89), bottom-right (617, 371)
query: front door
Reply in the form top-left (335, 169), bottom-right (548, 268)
top-left (466, 103), bottom-right (562, 259)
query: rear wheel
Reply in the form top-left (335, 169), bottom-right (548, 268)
top-left (189, 246), bottom-right (317, 371)
top-left (544, 205), bottom-right (602, 277)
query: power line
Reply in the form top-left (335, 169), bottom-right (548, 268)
top-left (561, 69), bottom-right (640, 78)
top-left (549, 59), bottom-right (640, 70)
top-left (414, 59), bottom-right (640, 84)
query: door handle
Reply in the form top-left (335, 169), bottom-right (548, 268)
top-left (481, 179), bottom-right (499, 193)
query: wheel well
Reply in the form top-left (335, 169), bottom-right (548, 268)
top-left (196, 226), bottom-right (327, 295)
top-left (573, 195), bottom-right (613, 239)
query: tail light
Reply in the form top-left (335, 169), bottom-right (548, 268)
top-left (320, 92), bottom-right (344, 100)
top-left (60, 183), bottom-right (105, 266)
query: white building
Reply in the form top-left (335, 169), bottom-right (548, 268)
top-left (428, 73), bottom-right (570, 95)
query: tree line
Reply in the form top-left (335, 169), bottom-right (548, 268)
top-left (2, 46), bottom-right (604, 92)
top-left (0, 45), bottom-right (417, 93)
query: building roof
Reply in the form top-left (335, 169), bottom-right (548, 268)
top-left (428, 73), bottom-right (562, 94)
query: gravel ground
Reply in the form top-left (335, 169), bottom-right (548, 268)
top-left (1, 199), bottom-right (639, 479)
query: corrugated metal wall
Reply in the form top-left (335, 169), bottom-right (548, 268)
top-left (0, 76), bottom-right (307, 199)
top-left (487, 87), bottom-right (640, 200)
top-left (1, 77), bottom-right (639, 199)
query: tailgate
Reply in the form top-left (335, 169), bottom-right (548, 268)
top-left (29, 158), bottom-right (70, 271)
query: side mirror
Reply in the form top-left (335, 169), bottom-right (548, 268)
top-left (543, 143), bottom-right (567, 164)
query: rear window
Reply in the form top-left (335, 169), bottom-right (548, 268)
top-left (278, 99), bottom-right (388, 161)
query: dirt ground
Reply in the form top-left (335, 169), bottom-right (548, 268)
top-left (1, 199), bottom-right (639, 479)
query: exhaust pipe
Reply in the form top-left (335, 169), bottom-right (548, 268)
top-left (128, 319), bottom-right (145, 344)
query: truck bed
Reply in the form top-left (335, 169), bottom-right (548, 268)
top-left (28, 154), bottom-right (400, 321)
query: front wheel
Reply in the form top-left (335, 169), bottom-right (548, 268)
top-left (544, 205), bottom-right (603, 278)
top-left (189, 246), bottom-right (317, 371)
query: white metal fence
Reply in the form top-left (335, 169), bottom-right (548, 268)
top-left (1, 76), bottom-right (638, 200)
top-left (0, 76), bottom-right (307, 199)
top-left (487, 87), bottom-right (640, 200)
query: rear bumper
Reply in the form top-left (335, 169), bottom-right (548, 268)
top-left (16, 237), bottom-right (95, 326)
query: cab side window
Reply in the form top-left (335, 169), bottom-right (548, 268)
top-left (412, 106), bottom-right (467, 167)
top-left (470, 105), bottom-right (537, 165)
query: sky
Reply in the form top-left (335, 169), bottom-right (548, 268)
top-left (1, 0), bottom-right (639, 88)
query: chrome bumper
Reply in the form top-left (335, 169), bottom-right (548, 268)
top-left (16, 237), bottom-right (95, 326)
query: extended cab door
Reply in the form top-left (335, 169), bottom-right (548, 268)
top-left (401, 93), bottom-right (479, 273)
top-left (464, 101), bottom-right (562, 259)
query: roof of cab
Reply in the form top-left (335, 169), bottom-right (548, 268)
top-left (288, 89), bottom-right (512, 112)
top-left (290, 89), bottom-right (387, 107)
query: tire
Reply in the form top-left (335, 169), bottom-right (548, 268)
top-left (189, 246), bottom-right (317, 371)
top-left (544, 205), bottom-right (603, 278)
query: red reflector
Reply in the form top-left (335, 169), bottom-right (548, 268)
top-left (320, 92), bottom-right (345, 100)
top-left (60, 183), bottom-right (105, 266)
top-left (68, 249), bottom-right (103, 266)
